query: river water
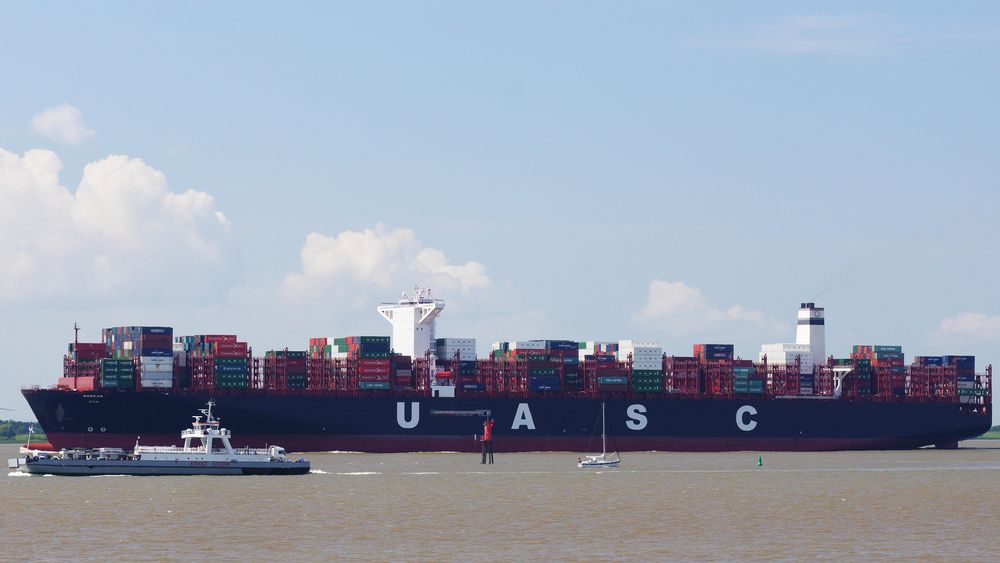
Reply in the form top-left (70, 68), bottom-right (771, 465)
top-left (3, 442), bottom-right (1000, 561)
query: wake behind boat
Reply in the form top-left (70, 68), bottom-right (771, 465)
top-left (8, 402), bottom-right (309, 476)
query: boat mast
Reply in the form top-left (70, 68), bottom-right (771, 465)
top-left (601, 402), bottom-right (607, 456)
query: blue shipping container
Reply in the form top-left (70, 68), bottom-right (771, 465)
top-left (943, 356), bottom-right (975, 370)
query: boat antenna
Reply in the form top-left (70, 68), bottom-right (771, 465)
top-left (26, 424), bottom-right (32, 451)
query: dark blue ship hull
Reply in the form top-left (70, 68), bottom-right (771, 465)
top-left (23, 389), bottom-right (990, 452)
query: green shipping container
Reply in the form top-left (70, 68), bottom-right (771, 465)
top-left (358, 381), bottom-right (390, 390)
top-left (359, 350), bottom-right (391, 359)
top-left (598, 376), bottom-right (629, 385)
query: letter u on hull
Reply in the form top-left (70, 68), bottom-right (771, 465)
top-left (397, 402), bottom-right (419, 429)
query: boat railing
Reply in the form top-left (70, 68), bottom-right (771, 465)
top-left (134, 445), bottom-right (270, 455)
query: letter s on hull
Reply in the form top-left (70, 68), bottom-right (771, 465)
top-left (397, 402), bottom-right (419, 429)
top-left (626, 404), bottom-right (647, 431)
top-left (736, 405), bottom-right (757, 432)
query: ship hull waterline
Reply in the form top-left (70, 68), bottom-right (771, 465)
top-left (23, 389), bottom-right (989, 453)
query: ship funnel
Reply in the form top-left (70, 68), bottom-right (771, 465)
top-left (377, 286), bottom-right (445, 360)
top-left (796, 302), bottom-right (825, 368)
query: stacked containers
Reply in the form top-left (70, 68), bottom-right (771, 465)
top-left (759, 343), bottom-right (812, 375)
top-left (265, 350), bottom-right (308, 389)
top-left (393, 355), bottom-right (414, 388)
top-left (309, 337), bottom-right (334, 359)
top-left (339, 336), bottom-right (391, 390)
top-left (578, 342), bottom-right (619, 390)
top-left (493, 340), bottom-right (575, 392)
top-left (694, 344), bottom-right (735, 395)
top-left (175, 335), bottom-right (249, 388)
top-left (436, 338), bottom-right (476, 361)
top-left (546, 340), bottom-right (578, 391)
top-left (945, 356), bottom-right (980, 402)
top-left (66, 342), bottom-right (106, 388)
top-left (208, 335), bottom-right (249, 389)
top-left (853, 345), bottom-right (904, 396)
top-left (693, 344), bottom-right (735, 361)
top-left (578, 341), bottom-right (618, 361)
top-left (69, 342), bottom-right (107, 363)
top-left (619, 340), bottom-right (663, 393)
top-left (733, 360), bottom-right (764, 394)
top-left (437, 338), bottom-right (481, 391)
top-left (99, 358), bottom-right (135, 389)
top-left (105, 326), bottom-right (174, 388)
top-left (520, 341), bottom-right (559, 392)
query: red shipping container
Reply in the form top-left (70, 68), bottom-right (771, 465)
top-left (204, 335), bottom-right (238, 344)
top-left (212, 342), bottom-right (248, 357)
top-left (358, 367), bottom-right (391, 376)
top-left (73, 350), bottom-right (106, 361)
top-left (358, 359), bottom-right (391, 368)
top-left (359, 374), bottom-right (390, 382)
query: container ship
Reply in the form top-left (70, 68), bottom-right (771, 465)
top-left (22, 290), bottom-right (992, 452)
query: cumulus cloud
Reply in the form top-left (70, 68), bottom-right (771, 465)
top-left (30, 103), bottom-right (96, 145)
top-left (635, 279), bottom-right (786, 334)
top-left (939, 313), bottom-right (1000, 339)
top-left (0, 148), bottom-right (238, 303)
top-left (283, 225), bottom-right (491, 302)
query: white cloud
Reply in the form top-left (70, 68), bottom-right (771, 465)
top-left (30, 103), bottom-right (96, 145)
top-left (682, 14), bottom-right (1000, 56)
top-left (939, 313), bottom-right (1000, 339)
top-left (636, 279), bottom-right (786, 335)
top-left (282, 225), bottom-right (491, 303)
top-left (0, 148), bottom-right (239, 303)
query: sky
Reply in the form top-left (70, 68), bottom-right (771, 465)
top-left (1, 2), bottom-right (998, 420)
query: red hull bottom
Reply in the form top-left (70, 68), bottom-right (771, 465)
top-left (44, 432), bottom-right (948, 453)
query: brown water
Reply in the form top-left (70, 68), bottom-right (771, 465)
top-left (4, 442), bottom-right (1000, 561)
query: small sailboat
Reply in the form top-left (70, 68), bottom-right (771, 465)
top-left (577, 402), bottom-right (621, 468)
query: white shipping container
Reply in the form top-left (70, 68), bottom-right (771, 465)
top-left (618, 340), bottom-right (660, 349)
top-left (141, 379), bottom-right (172, 388)
top-left (513, 341), bottom-right (546, 350)
top-left (633, 362), bottom-right (662, 370)
top-left (438, 338), bottom-right (476, 346)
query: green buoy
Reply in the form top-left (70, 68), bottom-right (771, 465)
top-left (757, 455), bottom-right (763, 467)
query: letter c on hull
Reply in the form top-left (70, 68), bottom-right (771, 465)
top-left (736, 405), bottom-right (757, 432)
top-left (397, 402), bottom-right (419, 429)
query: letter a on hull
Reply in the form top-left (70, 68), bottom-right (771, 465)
top-left (512, 403), bottom-right (535, 430)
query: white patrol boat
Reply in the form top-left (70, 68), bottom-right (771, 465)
top-left (8, 402), bottom-right (310, 476)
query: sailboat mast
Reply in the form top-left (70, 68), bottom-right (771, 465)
top-left (601, 402), bottom-right (607, 455)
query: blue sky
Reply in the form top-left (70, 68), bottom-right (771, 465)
top-left (1, 2), bottom-right (998, 419)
